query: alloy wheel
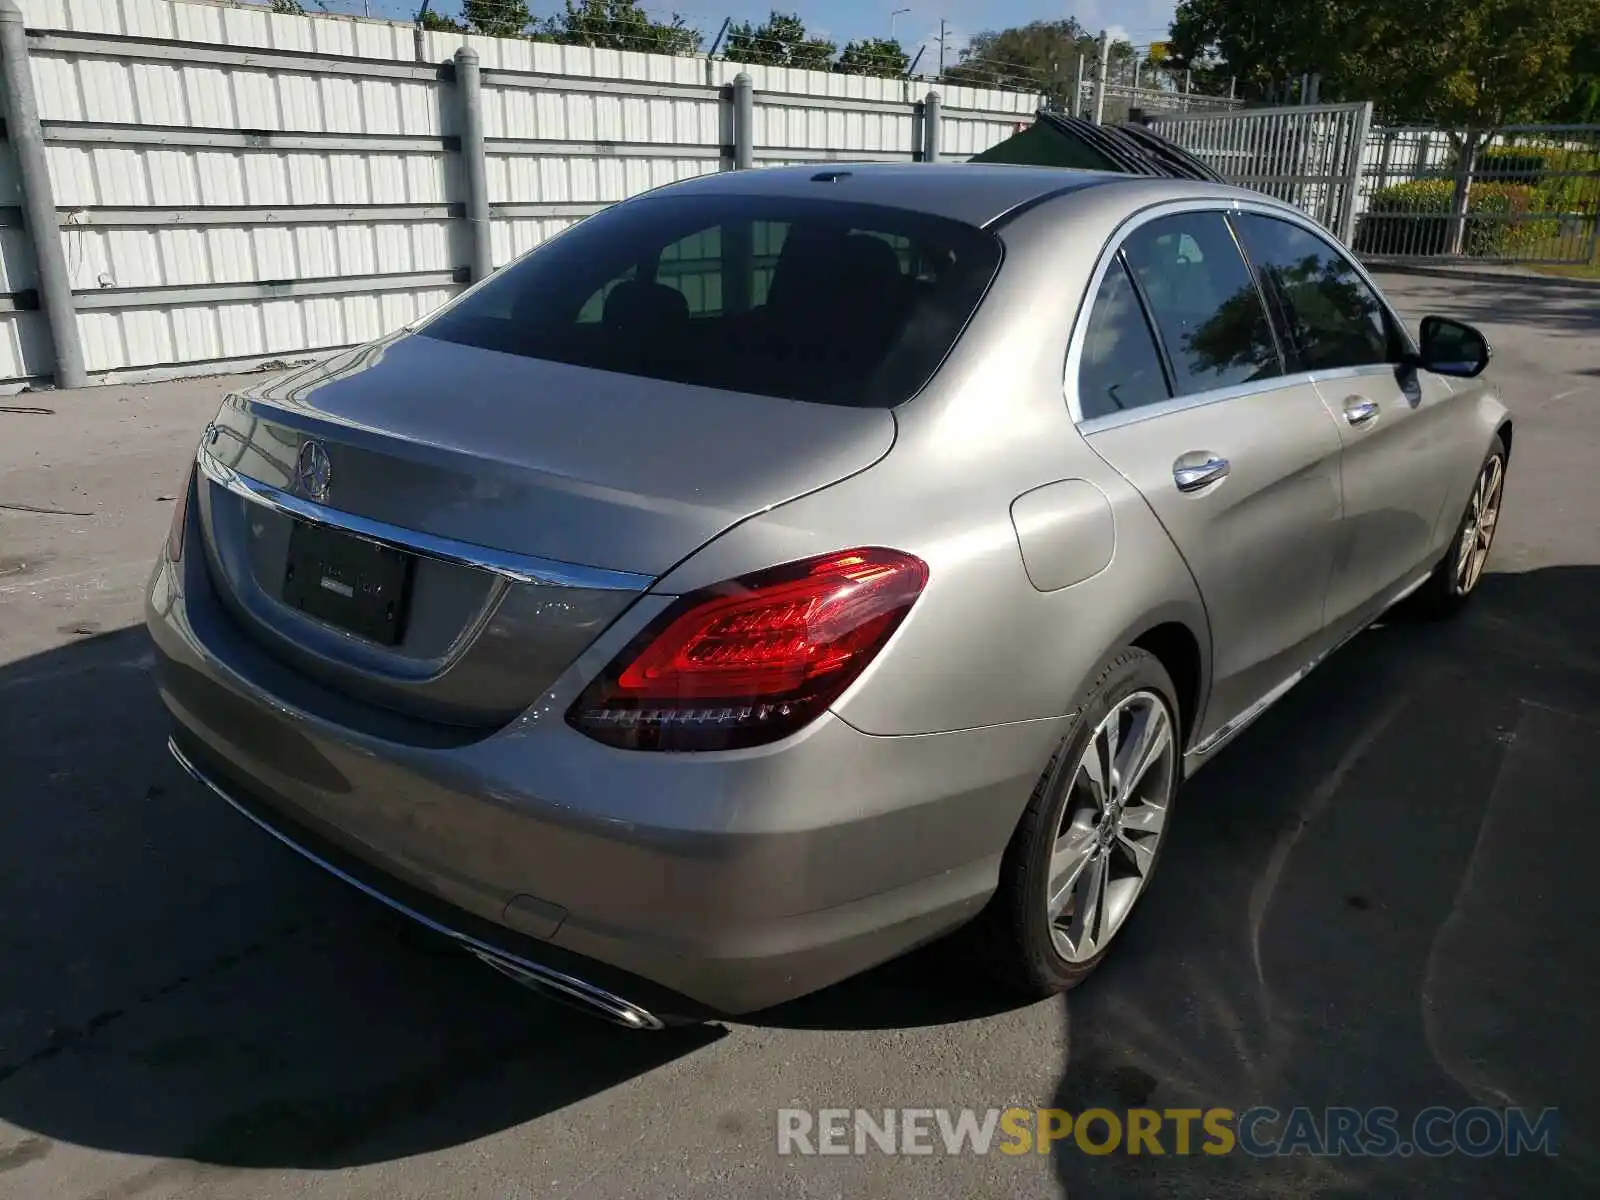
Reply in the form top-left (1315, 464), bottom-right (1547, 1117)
top-left (1046, 691), bottom-right (1177, 964)
top-left (1455, 454), bottom-right (1504, 595)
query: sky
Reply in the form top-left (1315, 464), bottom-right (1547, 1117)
top-left (356, 0), bottom-right (1182, 65)
top-left (659, 0), bottom-right (1181, 60)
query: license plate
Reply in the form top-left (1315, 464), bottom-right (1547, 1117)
top-left (282, 520), bottom-right (414, 646)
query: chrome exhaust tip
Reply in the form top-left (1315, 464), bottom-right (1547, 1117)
top-left (168, 736), bottom-right (671, 1032)
top-left (468, 948), bottom-right (666, 1030)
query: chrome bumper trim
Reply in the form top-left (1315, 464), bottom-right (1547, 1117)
top-left (167, 736), bottom-right (667, 1030)
top-left (195, 445), bottom-right (653, 593)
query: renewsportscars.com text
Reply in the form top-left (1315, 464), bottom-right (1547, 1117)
top-left (775, 1106), bottom-right (1559, 1158)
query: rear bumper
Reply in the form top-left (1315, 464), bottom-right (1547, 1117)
top-left (167, 731), bottom-right (689, 1028)
top-left (147, 547), bottom-right (1063, 1018)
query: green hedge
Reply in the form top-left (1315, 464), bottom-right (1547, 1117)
top-left (1474, 146), bottom-right (1600, 213)
top-left (1354, 179), bottom-right (1565, 258)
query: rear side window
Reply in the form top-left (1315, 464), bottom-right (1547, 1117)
top-left (419, 194), bottom-right (1002, 409)
top-left (1231, 213), bottom-right (1396, 371)
top-left (1120, 212), bottom-right (1282, 396)
top-left (1077, 258), bottom-right (1172, 418)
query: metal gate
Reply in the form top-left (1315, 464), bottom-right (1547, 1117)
top-left (1145, 103), bottom-right (1375, 242)
top-left (1353, 125), bottom-right (1600, 267)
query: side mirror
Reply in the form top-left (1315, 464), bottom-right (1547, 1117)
top-left (1414, 315), bottom-right (1492, 378)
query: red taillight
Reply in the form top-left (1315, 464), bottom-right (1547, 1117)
top-left (166, 461), bottom-right (195, 562)
top-left (567, 547), bottom-right (929, 751)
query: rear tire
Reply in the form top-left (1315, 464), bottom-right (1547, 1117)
top-left (1410, 435), bottom-right (1507, 619)
top-left (975, 647), bottom-right (1181, 998)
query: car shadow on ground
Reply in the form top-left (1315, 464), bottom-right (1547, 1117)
top-left (0, 627), bottom-right (724, 1171)
top-left (1375, 268), bottom-right (1600, 342)
top-left (1041, 565), bottom-right (1599, 1198)
top-left (1, 567), bottom-right (1595, 1180)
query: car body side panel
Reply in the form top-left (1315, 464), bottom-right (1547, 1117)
top-left (1313, 365), bottom-right (1459, 636)
top-left (1080, 383), bottom-right (1345, 741)
top-left (1428, 378), bottom-right (1512, 552)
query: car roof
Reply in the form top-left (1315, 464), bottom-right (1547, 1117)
top-left (646, 162), bottom-right (1266, 229)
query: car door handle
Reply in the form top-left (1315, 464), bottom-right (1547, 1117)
top-left (1344, 397), bottom-right (1381, 426)
top-left (1173, 454), bottom-right (1230, 492)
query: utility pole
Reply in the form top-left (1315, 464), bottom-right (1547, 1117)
top-left (1092, 29), bottom-right (1110, 125)
top-left (937, 19), bottom-right (947, 74)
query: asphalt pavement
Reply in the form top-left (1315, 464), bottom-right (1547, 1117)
top-left (1, 271), bottom-right (1596, 1200)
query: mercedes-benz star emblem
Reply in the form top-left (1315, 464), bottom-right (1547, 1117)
top-left (294, 440), bottom-right (333, 504)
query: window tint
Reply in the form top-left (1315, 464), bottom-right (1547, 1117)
top-left (1077, 258), bottom-right (1171, 418)
top-left (1120, 212), bottom-right (1282, 396)
top-left (418, 194), bottom-right (1002, 409)
top-left (1232, 213), bottom-right (1395, 371)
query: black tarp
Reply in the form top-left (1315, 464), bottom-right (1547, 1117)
top-left (968, 111), bottom-right (1223, 183)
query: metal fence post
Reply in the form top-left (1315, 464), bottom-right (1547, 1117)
top-left (1376, 127), bottom-right (1396, 192)
top-left (453, 46), bottom-right (492, 283)
top-left (922, 90), bottom-right (941, 162)
top-left (1336, 101), bottom-right (1374, 245)
top-left (0, 0), bottom-right (85, 389)
top-left (1092, 32), bottom-right (1109, 125)
top-left (732, 72), bottom-right (754, 169)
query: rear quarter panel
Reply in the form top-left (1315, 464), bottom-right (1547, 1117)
top-left (1427, 375), bottom-right (1511, 553)
top-left (652, 186), bottom-right (1213, 739)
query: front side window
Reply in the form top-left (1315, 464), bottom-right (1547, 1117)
top-left (1120, 212), bottom-right (1283, 396)
top-left (418, 194), bottom-right (1002, 409)
top-left (1077, 257), bottom-right (1172, 419)
top-left (1231, 213), bottom-right (1396, 371)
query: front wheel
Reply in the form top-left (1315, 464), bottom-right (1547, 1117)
top-left (975, 647), bottom-right (1181, 997)
top-left (1411, 435), bottom-right (1507, 618)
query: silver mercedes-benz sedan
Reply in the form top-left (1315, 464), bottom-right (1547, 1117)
top-left (147, 164), bottom-right (1510, 1028)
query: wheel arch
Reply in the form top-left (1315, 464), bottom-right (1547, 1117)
top-left (1496, 416), bottom-right (1513, 461)
top-left (1131, 621), bottom-right (1205, 752)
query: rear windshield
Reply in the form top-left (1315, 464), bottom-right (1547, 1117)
top-left (417, 192), bottom-right (1003, 408)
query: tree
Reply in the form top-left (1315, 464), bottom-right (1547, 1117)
top-left (725, 11), bottom-right (837, 71)
top-left (417, 5), bottom-right (466, 33)
top-left (940, 20), bottom-right (1134, 106)
top-left (1553, 16), bottom-right (1599, 121)
top-left (462, 0), bottom-right (531, 39)
top-left (835, 37), bottom-right (909, 78)
top-left (542, 0), bottom-right (700, 55)
top-left (1169, 0), bottom-right (1597, 125)
top-left (271, 0), bottom-right (305, 13)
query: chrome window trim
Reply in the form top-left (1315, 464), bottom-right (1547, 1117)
top-left (196, 445), bottom-right (654, 593)
top-left (1063, 196), bottom-right (1417, 429)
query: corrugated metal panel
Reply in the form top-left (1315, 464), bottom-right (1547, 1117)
top-left (0, 315), bottom-right (49, 383)
top-left (491, 216), bottom-right (581, 269)
top-left (0, 129), bottom-right (46, 381)
top-left (753, 105), bottom-right (914, 154)
top-left (943, 116), bottom-right (1033, 158)
top-left (76, 285), bottom-right (455, 373)
top-left (59, 219), bottom-right (457, 289)
top-left (485, 154), bottom-right (713, 208)
top-left (47, 146), bottom-right (453, 209)
top-left (31, 52), bottom-right (449, 134)
top-left (480, 84), bottom-right (717, 145)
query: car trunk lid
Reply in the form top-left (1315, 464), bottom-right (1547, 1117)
top-left (195, 334), bottom-right (896, 728)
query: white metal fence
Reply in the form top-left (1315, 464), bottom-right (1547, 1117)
top-left (1141, 103), bottom-right (1600, 267)
top-left (1146, 102), bottom-right (1374, 242)
top-left (1352, 124), bottom-right (1600, 265)
top-left (0, 0), bottom-right (1038, 389)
